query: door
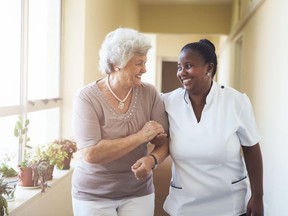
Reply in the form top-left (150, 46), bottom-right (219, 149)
top-left (161, 61), bottom-right (182, 93)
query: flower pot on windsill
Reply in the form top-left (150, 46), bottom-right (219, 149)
top-left (62, 153), bottom-right (72, 170)
top-left (3, 176), bottom-right (18, 201)
top-left (46, 165), bottom-right (54, 180)
top-left (18, 166), bottom-right (37, 187)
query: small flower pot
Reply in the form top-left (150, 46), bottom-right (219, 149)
top-left (18, 166), bottom-right (39, 187)
top-left (3, 176), bottom-right (18, 201)
top-left (61, 153), bottom-right (73, 170)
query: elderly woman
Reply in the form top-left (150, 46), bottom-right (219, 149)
top-left (71, 27), bottom-right (168, 216)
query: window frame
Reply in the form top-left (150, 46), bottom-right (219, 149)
top-left (0, 0), bottom-right (62, 164)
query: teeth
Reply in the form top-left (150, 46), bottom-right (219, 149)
top-left (182, 78), bottom-right (191, 84)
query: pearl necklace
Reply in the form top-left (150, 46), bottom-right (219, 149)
top-left (107, 76), bottom-right (133, 109)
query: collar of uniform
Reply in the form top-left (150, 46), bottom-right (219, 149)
top-left (182, 81), bottom-right (218, 106)
top-left (205, 81), bottom-right (217, 106)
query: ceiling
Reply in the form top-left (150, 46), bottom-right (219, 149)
top-left (138, 0), bottom-right (233, 5)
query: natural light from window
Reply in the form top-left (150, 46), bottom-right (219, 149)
top-left (0, 0), bottom-right (61, 166)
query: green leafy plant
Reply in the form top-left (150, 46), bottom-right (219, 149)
top-left (0, 154), bottom-right (17, 178)
top-left (14, 116), bottom-right (42, 189)
top-left (54, 139), bottom-right (77, 154)
top-left (35, 143), bottom-right (67, 169)
top-left (0, 164), bottom-right (17, 178)
top-left (31, 143), bottom-right (67, 190)
top-left (53, 139), bottom-right (77, 170)
top-left (0, 153), bottom-right (18, 202)
top-left (14, 116), bottom-right (31, 167)
top-left (0, 177), bottom-right (9, 216)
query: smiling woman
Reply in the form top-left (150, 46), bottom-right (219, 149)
top-left (71, 27), bottom-right (169, 216)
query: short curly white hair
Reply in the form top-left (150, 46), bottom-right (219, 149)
top-left (99, 27), bottom-right (152, 75)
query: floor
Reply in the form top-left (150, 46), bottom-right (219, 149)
top-left (153, 156), bottom-right (172, 216)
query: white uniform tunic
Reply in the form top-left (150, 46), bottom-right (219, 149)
top-left (162, 82), bottom-right (261, 216)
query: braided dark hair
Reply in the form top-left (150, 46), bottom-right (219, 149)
top-left (181, 39), bottom-right (217, 76)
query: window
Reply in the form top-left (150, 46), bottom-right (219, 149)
top-left (0, 0), bottom-right (62, 167)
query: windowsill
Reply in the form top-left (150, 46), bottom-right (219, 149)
top-left (8, 166), bottom-right (74, 215)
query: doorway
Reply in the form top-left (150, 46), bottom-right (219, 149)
top-left (161, 61), bottom-right (182, 93)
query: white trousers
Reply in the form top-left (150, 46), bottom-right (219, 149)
top-left (72, 193), bottom-right (155, 216)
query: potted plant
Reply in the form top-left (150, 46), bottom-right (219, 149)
top-left (13, 116), bottom-right (66, 192)
top-left (0, 154), bottom-right (18, 201)
top-left (30, 159), bottom-right (49, 192)
top-left (14, 116), bottom-right (31, 164)
top-left (15, 148), bottom-right (51, 192)
top-left (13, 116), bottom-right (39, 187)
top-left (16, 154), bottom-right (50, 192)
top-left (18, 142), bottom-right (68, 192)
top-left (0, 154), bottom-right (18, 178)
top-left (53, 139), bottom-right (77, 170)
top-left (35, 142), bottom-right (67, 180)
top-left (0, 177), bottom-right (9, 216)
top-left (0, 164), bottom-right (17, 179)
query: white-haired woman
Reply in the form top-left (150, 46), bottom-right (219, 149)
top-left (72, 27), bottom-right (169, 216)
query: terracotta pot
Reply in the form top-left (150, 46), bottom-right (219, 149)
top-left (46, 165), bottom-right (54, 180)
top-left (18, 166), bottom-right (38, 187)
top-left (61, 153), bottom-right (72, 170)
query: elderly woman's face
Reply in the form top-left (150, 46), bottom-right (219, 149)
top-left (122, 55), bottom-right (147, 87)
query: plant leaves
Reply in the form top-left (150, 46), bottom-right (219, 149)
top-left (25, 119), bottom-right (30, 126)
top-left (14, 128), bottom-right (19, 137)
top-left (15, 121), bottom-right (22, 130)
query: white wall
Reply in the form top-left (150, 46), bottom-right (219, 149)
top-left (250, 1), bottom-right (288, 215)
top-left (218, 0), bottom-right (288, 215)
top-left (10, 169), bottom-right (73, 216)
top-left (61, 0), bottom-right (86, 139)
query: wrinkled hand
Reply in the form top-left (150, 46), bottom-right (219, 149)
top-left (131, 156), bottom-right (155, 180)
top-left (246, 195), bottom-right (264, 216)
top-left (137, 120), bottom-right (165, 143)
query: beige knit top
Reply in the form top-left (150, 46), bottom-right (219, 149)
top-left (72, 80), bottom-right (168, 201)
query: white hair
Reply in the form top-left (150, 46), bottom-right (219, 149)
top-left (99, 27), bottom-right (152, 75)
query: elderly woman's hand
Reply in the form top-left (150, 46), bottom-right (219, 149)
top-left (131, 156), bottom-right (155, 180)
top-left (137, 120), bottom-right (166, 143)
